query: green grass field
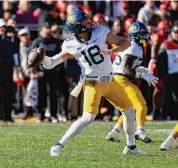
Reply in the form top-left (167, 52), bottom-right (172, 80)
top-left (0, 121), bottom-right (178, 168)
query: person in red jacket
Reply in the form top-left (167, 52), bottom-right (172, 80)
top-left (148, 20), bottom-right (170, 119)
top-left (157, 22), bottom-right (178, 120)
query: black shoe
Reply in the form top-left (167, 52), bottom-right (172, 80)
top-left (135, 134), bottom-right (152, 143)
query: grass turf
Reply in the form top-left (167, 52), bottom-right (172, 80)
top-left (0, 121), bottom-right (178, 168)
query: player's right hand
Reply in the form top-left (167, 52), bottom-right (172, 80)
top-left (100, 49), bottom-right (114, 55)
top-left (28, 47), bottom-right (45, 68)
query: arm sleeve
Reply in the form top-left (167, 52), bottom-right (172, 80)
top-left (42, 54), bottom-right (64, 69)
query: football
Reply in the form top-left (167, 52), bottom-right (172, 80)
top-left (28, 47), bottom-right (45, 68)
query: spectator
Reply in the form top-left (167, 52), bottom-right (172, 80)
top-left (112, 19), bottom-right (122, 36)
top-left (93, 13), bottom-right (108, 27)
top-left (157, 22), bottom-right (178, 120)
top-left (156, 3), bottom-right (172, 21)
top-left (83, 5), bottom-right (93, 18)
top-left (7, 18), bottom-right (17, 28)
top-left (87, 1), bottom-right (106, 15)
top-left (148, 20), bottom-right (171, 119)
top-left (0, 1), bottom-right (16, 19)
top-left (37, 0), bottom-right (59, 25)
top-left (127, 1), bottom-right (145, 19)
top-left (120, 1), bottom-right (136, 21)
top-left (16, 0), bottom-right (38, 24)
top-left (18, 27), bottom-right (35, 119)
top-left (137, 0), bottom-right (158, 24)
top-left (0, 19), bottom-right (19, 122)
top-left (51, 24), bottom-right (61, 39)
top-left (123, 18), bottom-right (135, 37)
top-left (55, 1), bottom-right (67, 23)
top-left (3, 10), bottom-right (12, 22)
top-left (19, 28), bottom-right (31, 78)
top-left (51, 24), bottom-right (69, 122)
top-left (66, 59), bottom-right (82, 120)
top-left (0, 18), bottom-right (6, 39)
top-left (30, 22), bottom-right (61, 123)
top-left (66, 4), bottom-right (78, 15)
top-left (169, 1), bottom-right (178, 23)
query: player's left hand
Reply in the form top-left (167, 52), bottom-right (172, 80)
top-left (142, 72), bottom-right (158, 86)
top-left (135, 66), bottom-right (149, 73)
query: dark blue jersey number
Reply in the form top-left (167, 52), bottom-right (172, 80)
top-left (81, 45), bottom-right (104, 66)
top-left (115, 55), bottom-right (122, 65)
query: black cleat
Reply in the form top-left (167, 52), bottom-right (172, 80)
top-left (135, 134), bottom-right (152, 143)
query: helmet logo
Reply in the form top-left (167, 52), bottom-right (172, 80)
top-left (68, 15), bottom-right (75, 24)
top-left (129, 25), bottom-right (133, 32)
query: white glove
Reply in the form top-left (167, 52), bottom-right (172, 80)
top-left (135, 66), bottom-right (149, 73)
top-left (136, 71), bottom-right (159, 86)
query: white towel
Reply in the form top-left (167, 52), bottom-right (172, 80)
top-left (24, 78), bottom-right (38, 107)
top-left (71, 75), bottom-right (85, 97)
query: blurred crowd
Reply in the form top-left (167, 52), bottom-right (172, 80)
top-left (0, 0), bottom-right (178, 123)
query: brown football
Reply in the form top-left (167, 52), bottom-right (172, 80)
top-left (28, 47), bottom-right (45, 68)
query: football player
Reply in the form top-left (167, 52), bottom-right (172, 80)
top-left (160, 123), bottom-right (178, 150)
top-left (106, 22), bottom-right (158, 143)
top-left (28, 11), bottom-right (147, 156)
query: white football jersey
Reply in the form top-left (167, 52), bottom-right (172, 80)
top-left (113, 41), bottom-right (143, 74)
top-left (62, 26), bottom-right (112, 76)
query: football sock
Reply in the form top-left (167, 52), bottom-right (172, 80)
top-left (113, 124), bottom-right (122, 133)
top-left (123, 107), bottom-right (136, 146)
top-left (54, 142), bottom-right (64, 148)
top-left (135, 126), bottom-right (145, 134)
top-left (59, 112), bottom-right (96, 146)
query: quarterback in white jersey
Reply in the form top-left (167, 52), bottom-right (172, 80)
top-left (28, 11), bottom-right (147, 156)
top-left (107, 22), bottom-right (158, 143)
top-left (62, 25), bottom-right (112, 77)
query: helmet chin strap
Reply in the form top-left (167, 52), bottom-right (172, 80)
top-left (75, 32), bottom-right (92, 43)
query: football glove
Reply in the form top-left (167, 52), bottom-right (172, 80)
top-left (136, 71), bottom-right (158, 86)
top-left (135, 66), bottom-right (150, 73)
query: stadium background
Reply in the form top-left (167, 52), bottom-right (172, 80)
top-left (0, 0), bottom-right (178, 123)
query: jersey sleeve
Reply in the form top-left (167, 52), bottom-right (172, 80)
top-left (61, 39), bottom-right (78, 58)
top-left (99, 25), bottom-right (110, 42)
top-left (126, 44), bottom-right (142, 58)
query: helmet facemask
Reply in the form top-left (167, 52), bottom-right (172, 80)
top-left (129, 31), bottom-right (149, 46)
